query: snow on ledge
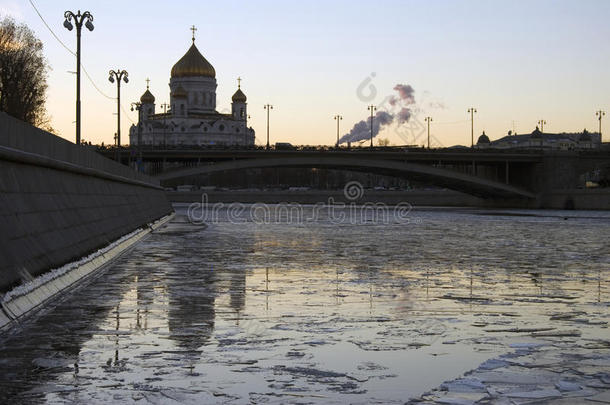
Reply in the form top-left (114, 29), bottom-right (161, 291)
top-left (2, 213), bottom-right (174, 304)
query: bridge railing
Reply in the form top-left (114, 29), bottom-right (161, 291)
top-left (96, 143), bottom-right (549, 155)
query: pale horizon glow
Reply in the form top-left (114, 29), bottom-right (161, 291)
top-left (4, 0), bottom-right (610, 147)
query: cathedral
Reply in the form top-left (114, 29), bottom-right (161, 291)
top-left (129, 30), bottom-right (254, 146)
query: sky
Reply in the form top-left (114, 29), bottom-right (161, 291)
top-left (3, 0), bottom-right (610, 147)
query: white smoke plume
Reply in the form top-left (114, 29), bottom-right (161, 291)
top-left (390, 84), bottom-right (415, 106)
top-left (339, 84), bottom-right (415, 144)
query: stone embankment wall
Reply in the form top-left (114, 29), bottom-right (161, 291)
top-left (0, 112), bottom-right (172, 293)
top-left (167, 188), bottom-right (610, 210)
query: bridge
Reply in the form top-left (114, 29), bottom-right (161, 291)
top-left (96, 146), bottom-right (610, 200)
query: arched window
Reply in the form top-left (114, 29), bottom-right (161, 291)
top-left (240, 108), bottom-right (244, 118)
top-left (180, 104), bottom-right (185, 115)
top-left (219, 124), bottom-right (225, 131)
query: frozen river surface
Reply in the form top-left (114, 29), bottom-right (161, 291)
top-left (0, 205), bottom-right (609, 404)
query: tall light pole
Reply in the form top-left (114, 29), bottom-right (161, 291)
top-left (424, 116), bottom-right (433, 149)
top-left (108, 70), bottom-right (128, 152)
top-left (63, 10), bottom-right (94, 145)
top-left (368, 105), bottom-right (376, 148)
top-left (160, 102), bottom-right (169, 147)
top-left (538, 119), bottom-right (546, 133)
top-left (243, 114), bottom-right (251, 146)
top-left (596, 110), bottom-right (605, 143)
top-left (334, 115), bottom-right (342, 147)
top-left (131, 102), bottom-right (142, 171)
top-left (467, 107), bottom-right (477, 147)
top-left (264, 104), bottom-right (273, 149)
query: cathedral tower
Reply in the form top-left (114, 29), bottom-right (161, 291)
top-left (231, 77), bottom-right (247, 122)
top-left (169, 26), bottom-right (217, 114)
top-left (139, 79), bottom-right (155, 122)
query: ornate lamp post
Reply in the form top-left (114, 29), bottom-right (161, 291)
top-left (368, 105), bottom-right (376, 148)
top-left (63, 10), bottom-right (94, 145)
top-left (467, 107), bottom-right (477, 147)
top-left (334, 115), bottom-right (343, 147)
top-left (264, 104), bottom-right (273, 149)
top-left (243, 114), bottom-right (251, 146)
top-left (159, 102), bottom-right (169, 147)
top-left (424, 116), bottom-right (433, 149)
top-left (131, 102), bottom-right (142, 171)
top-left (108, 69), bottom-right (128, 158)
top-left (537, 119), bottom-right (547, 133)
top-left (596, 110), bottom-right (605, 143)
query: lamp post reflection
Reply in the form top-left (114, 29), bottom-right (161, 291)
top-left (265, 267), bottom-right (270, 312)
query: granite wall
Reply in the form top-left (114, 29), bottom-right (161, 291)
top-left (0, 112), bottom-right (172, 293)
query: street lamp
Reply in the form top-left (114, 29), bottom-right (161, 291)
top-left (467, 107), bottom-right (477, 147)
top-left (368, 105), bottom-right (376, 148)
top-left (596, 110), bottom-right (605, 143)
top-left (131, 101), bottom-right (142, 171)
top-left (108, 69), bottom-right (128, 155)
top-left (159, 102), bottom-right (169, 147)
top-left (243, 114), bottom-right (251, 147)
top-left (424, 116), bottom-right (433, 149)
top-left (264, 104), bottom-right (273, 149)
top-left (334, 115), bottom-right (342, 147)
top-left (537, 119), bottom-right (547, 133)
top-left (63, 10), bottom-right (94, 145)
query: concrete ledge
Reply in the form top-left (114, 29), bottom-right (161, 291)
top-left (540, 189), bottom-right (610, 210)
top-left (167, 189), bottom-right (486, 206)
top-left (0, 213), bottom-right (174, 332)
top-left (0, 145), bottom-right (162, 190)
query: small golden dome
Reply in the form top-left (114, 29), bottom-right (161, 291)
top-left (172, 85), bottom-right (187, 98)
top-left (140, 89), bottom-right (155, 104)
top-left (232, 88), bottom-right (247, 103)
top-left (171, 43), bottom-right (215, 78)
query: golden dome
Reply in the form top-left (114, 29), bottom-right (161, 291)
top-left (232, 88), bottom-right (247, 103)
top-left (171, 43), bottom-right (215, 78)
top-left (171, 85), bottom-right (187, 98)
top-left (140, 89), bottom-right (155, 104)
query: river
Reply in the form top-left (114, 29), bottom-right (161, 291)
top-left (0, 205), bottom-right (608, 404)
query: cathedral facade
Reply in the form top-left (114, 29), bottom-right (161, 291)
top-left (129, 35), bottom-right (254, 147)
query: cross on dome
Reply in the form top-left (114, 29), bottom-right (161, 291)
top-left (190, 25), bottom-right (197, 43)
top-left (237, 76), bottom-right (242, 89)
top-left (145, 77), bottom-right (150, 89)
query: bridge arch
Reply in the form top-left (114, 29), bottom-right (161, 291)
top-left (155, 156), bottom-right (535, 199)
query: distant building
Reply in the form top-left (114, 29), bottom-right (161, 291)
top-left (475, 127), bottom-right (601, 150)
top-left (129, 31), bottom-right (254, 147)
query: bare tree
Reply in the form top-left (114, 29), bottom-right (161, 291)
top-left (377, 137), bottom-right (391, 147)
top-left (0, 17), bottom-right (49, 127)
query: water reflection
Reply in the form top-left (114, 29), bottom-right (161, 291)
top-left (166, 274), bottom-right (216, 351)
top-left (0, 208), bottom-right (607, 404)
top-left (0, 269), bottom-right (138, 402)
top-left (229, 268), bottom-right (246, 316)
